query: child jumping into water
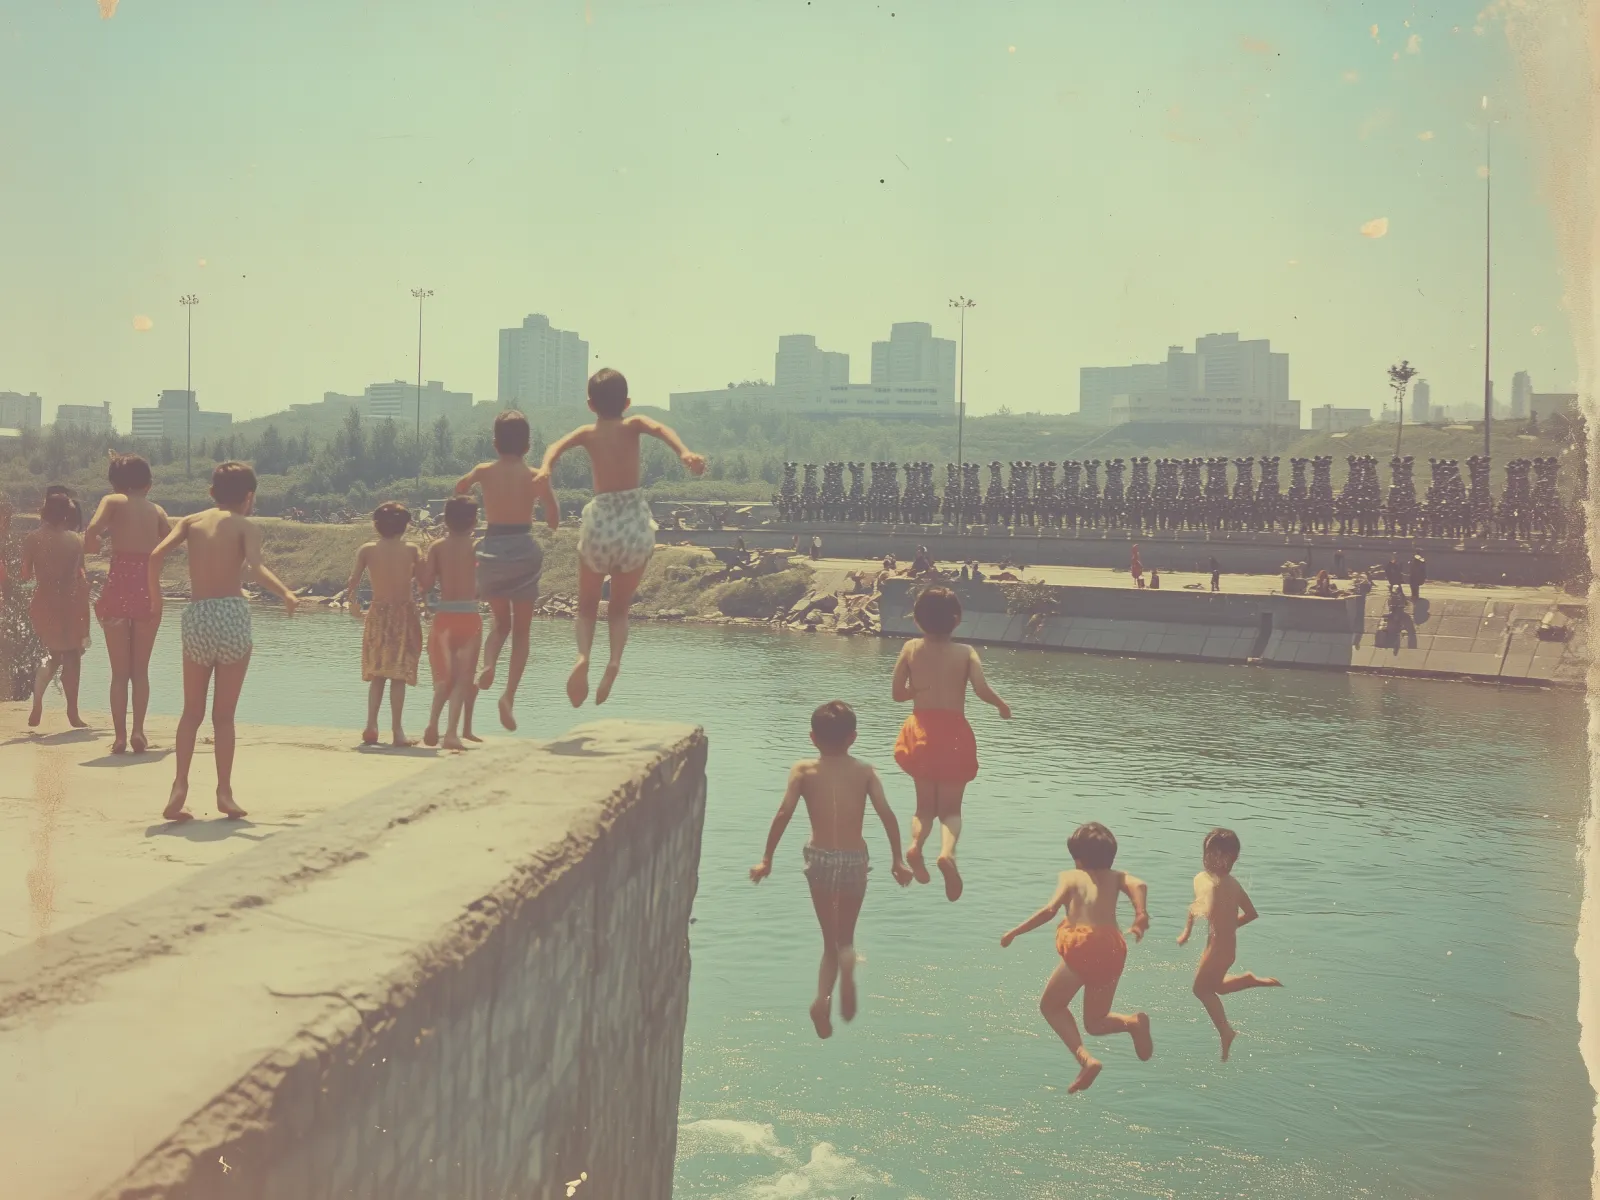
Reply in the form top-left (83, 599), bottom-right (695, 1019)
top-left (148, 462), bottom-right (298, 820)
top-left (539, 368), bottom-right (705, 707)
top-left (455, 411), bottom-right (559, 732)
top-left (1001, 822), bottom-right (1153, 1093)
top-left (416, 497), bottom-right (483, 751)
top-left (347, 501), bottom-right (424, 746)
top-left (21, 491), bottom-right (92, 730)
top-left (84, 453), bottom-right (171, 753)
top-left (1176, 828), bottom-right (1282, 1061)
top-left (751, 701), bottom-right (913, 1038)
top-left (891, 585), bottom-right (1011, 901)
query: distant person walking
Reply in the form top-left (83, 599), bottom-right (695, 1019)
top-left (1384, 555), bottom-right (1403, 589)
top-left (1209, 556), bottom-right (1221, 593)
top-left (1409, 554), bottom-right (1426, 602)
top-left (810, 534), bottom-right (822, 562)
top-left (1130, 544), bottom-right (1144, 589)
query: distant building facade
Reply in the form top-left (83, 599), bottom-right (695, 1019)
top-left (870, 322), bottom-right (956, 397)
top-left (54, 402), bottom-right (114, 434)
top-left (294, 381), bottom-right (473, 426)
top-left (1512, 371), bottom-right (1532, 420)
top-left (1530, 391), bottom-right (1580, 422)
top-left (1411, 379), bottom-right (1432, 424)
top-left (498, 313), bottom-right (589, 409)
top-left (1081, 332), bottom-right (1297, 429)
top-left (131, 390), bottom-right (232, 444)
top-left (0, 391), bottom-right (43, 432)
top-left (1310, 405), bottom-right (1374, 433)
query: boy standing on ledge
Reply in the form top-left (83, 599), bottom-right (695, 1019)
top-left (751, 701), bottom-right (913, 1039)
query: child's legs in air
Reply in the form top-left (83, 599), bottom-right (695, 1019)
top-left (477, 599), bottom-right (511, 690)
top-left (1081, 977), bottom-right (1152, 1061)
top-left (804, 877), bottom-right (865, 1038)
top-left (595, 565), bottom-right (646, 704)
top-left (906, 779), bottom-right (938, 882)
top-left (1038, 963), bottom-right (1102, 1093)
top-left (567, 566), bottom-right (604, 706)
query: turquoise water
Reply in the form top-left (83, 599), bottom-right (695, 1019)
top-left (73, 607), bottom-right (1591, 1198)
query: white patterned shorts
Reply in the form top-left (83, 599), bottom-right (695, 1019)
top-left (577, 488), bottom-right (657, 577)
top-left (181, 597), bottom-right (253, 667)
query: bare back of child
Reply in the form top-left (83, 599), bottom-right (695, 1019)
top-left (22, 493), bottom-right (91, 730)
top-left (348, 502), bottom-right (423, 746)
top-left (751, 702), bottom-right (912, 1039)
top-left (417, 497), bottom-right (483, 751)
top-left (1001, 822), bottom-right (1153, 1093)
top-left (891, 586), bottom-right (1010, 902)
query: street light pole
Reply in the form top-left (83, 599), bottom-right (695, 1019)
top-left (412, 288), bottom-right (433, 484)
top-left (1482, 98), bottom-right (1493, 461)
top-left (949, 296), bottom-right (975, 526)
top-left (180, 294), bottom-right (199, 478)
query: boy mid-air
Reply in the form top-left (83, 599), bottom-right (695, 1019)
top-left (347, 501), bottom-right (424, 746)
top-left (1001, 821), bottom-right (1154, 1094)
top-left (1176, 827), bottom-right (1283, 1061)
top-left (539, 367), bottom-right (705, 707)
top-left (416, 497), bottom-right (484, 751)
top-left (750, 701), bottom-right (913, 1039)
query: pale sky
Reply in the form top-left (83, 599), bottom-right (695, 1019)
top-left (0, 0), bottom-right (1581, 427)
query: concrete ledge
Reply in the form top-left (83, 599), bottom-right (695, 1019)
top-left (1, 720), bottom-right (708, 1200)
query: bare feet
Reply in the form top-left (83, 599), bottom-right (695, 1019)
top-left (936, 855), bottom-right (964, 902)
top-left (441, 734), bottom-right (466, 751)
top-left (163, 783), bottom-right (192, 823)
top-left (839, 947), bottom-right (859, 1022)
top-left (361, 728), bottom-right (379, 745)
top-left (566, 658), bottom-right (590, 707)
top-left (423, 725), bottom-right (440, 747)
top-left (809, 996), bottom-right (833, 1040)
top-left (216, 789), bottom-right (248, 819)
top-left (67, 711), bottom-right (89, 729)
top-left (1243, 974), bottom-right (1283, 989)
top-left (595, 663), bottom-right (620, 706)
top-left (1132, 1012), bottom-right (1154, 1061)
top-left (907, 848), bottom-right (931, 885)
top-left (476, 666), bottom-right (495, 691)
top-left (130, 732), bottom-right (148, 754)
top-left (463, 732), bottom-right (483, 743)
top-left (27, 701), bottom-right (42, 728)
top-left (391, 732), bottom-right (417, 748)
top-left (1220, 1027), bottom-right (1237, 1062)
top-left (111, 739), bottom-right (127, 755)
top-left (1068, 1056), bottom-right (1103, 1094)
top-left (497, 694), bottom-right (517, 732)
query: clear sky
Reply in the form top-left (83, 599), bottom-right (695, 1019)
top-left (0, 0), bottom-right (1581, 426)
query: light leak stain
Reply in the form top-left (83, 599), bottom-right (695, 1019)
top-left (98, 0), bottom-right (119, 18)
top-left (132, 314), bottom-right (153, 331)
top-left (1359, 217), bottom-right (1389, 239)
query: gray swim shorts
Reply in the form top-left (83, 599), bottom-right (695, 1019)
top-left (803, 846), bottom-right (869, 898)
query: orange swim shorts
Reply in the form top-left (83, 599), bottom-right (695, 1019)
top-left (1055, 923), bottom-right (1128, 988)
top-left (428, 611), bottom-right (483, 680)
top-left (893, 709), bottom-right (979, 783)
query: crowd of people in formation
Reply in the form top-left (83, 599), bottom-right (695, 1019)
top-left (14, 368), bottom-right (705, 820)
top-left (751, 585), bottom-right (1281, 1090)
top-left (770, 450), bottom-right (1584, 540)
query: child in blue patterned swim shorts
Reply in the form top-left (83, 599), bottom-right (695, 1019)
top-left (539, 368), bottom-right (705, 707)
top-left (148, 462), bottom-right (298, 822)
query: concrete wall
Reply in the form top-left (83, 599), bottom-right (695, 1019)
top-left (667, 525), bottom-right (1575, 586)
top-left (0, 721), bottom-right (707, 1200)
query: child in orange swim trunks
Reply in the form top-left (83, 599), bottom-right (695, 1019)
top-left (891, 585), bottom-right (1011, 901)
top-left (347, 502), bottom-right (423, 747)
top-left (1176, 828), bottom-right (1283, 1062)
top-left (417, 498), bottom-right (484, 752)
top-left (1001, 822), bottom-right (1153, 1094)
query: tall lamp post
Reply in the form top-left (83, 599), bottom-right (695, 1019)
top-left (412, 288), bottom-right (433, 483)
top-left (1482, 97), bottom-right (1493, 461)
top-left (949, 296), bottom-right (976, 524)
top-left (179, 294), bottom-right (199, 477)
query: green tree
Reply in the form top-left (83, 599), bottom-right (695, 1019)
top-left (429, 414), bottom-right (454, 473)
top-left (256, 425), bottom-right (287, 474)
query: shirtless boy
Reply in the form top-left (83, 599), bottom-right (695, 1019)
top-left (1177, 827), bottom-right (1283, 1061)
top-left (751, 701), bottom-right (913, 1038)
top-left (1001, 822), bottom-right (1154, 1093)
top-left (148, 461), bottom-right (298, 820)
top-left (416, 497), bottom-right (483, 750)
top-left (891, 586), bottom-right (1011, 901)
top-left (455, 411), bottom-right (559, 731)
top-left (347, 501), bottom-right (424, 746)
top-left (539, 368), bottom-right (705, 707)
top-left (84, 453), bottom-right (171, 752)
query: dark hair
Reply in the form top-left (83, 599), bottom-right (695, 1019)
top-left (108, 453), bottom-right (152, 491)
top-left (810, 699), bottom-right (857, 746)
top-left (494, 410), bottom-right (531, 456)
top-left (1068, 822), bottom-right (1118, 870)
top-left (913, 585), bottom-right (962, 637)
top-left (444, 497), bottom-right (479, 533)
top-left (587, 368), bottom-right (629, 418)
top-left (1203, 827), bottom-right (1241, 865)
top-left (373, 501), bottom-right (411, 537)
top-left (211, 461), bottom-right (257, 507)
top-left (40, 492), bottom-right (77, 528)
top-left (44, 484), bottom-right (72, 497)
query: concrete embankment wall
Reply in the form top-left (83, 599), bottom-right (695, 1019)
top-left (665, 525), bottom-right (1573, 586)
top-left (877, 578), bottom-right (1587, 686)
top-left (0, 721), bottom-right (707, 1200)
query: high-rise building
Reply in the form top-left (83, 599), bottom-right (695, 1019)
top-left (131, 390), bottom-right (232, 444)
top-left (775, 335), bottom-right (850, 396)
top-left (1411, 379), bottom-right (1432, 425)
top-left (0, 391), bottom-right (43, 432)
top-left (870, 322), bottom-right (956, 398)
top-left (54, 402), bottom-right (114, 433)
top-left (497, 313), bottom-right (589, 409)
top-left (1081, 332), bottom-right (1296, 429)
top-left (1512, 371), bottom-right (1532, 420)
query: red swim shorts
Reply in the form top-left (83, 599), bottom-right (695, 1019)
top-left (1055, 923), bottom-right (1127, 988)
top-left (427, 611), bottom-right (483, 680)
top-left (893, 709), bottom-right (979, 784)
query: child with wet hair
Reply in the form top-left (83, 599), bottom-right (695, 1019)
top-left (1001, 821), bottom-right (1153, 1094)
top-left (890, 585), bottom-right (1011, 901)
top-left (1177, 827), bottom-right (1283, 1061)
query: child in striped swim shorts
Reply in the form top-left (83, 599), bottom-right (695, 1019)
top-left (751, 701), bottom-right (913, 1040)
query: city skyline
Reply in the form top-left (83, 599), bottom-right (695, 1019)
top-left (0, 1), bottom-right (1581, 434)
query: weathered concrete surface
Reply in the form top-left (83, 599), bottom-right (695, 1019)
top-left (0, 719), bottom-right (707, 1200)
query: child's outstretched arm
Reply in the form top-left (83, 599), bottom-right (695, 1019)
top-left (628, 415), bottom-right (706, 475)
top-left (244, 522), bottom-right (298, 614)
top-left (344, 545), bottom-right (369, 617)
top-left (534, 475), bottom-right (560, 530)
top-left (453, 464), bottom-right (484, 496)
top-left (1177, 874), bottom-right (1205, 945)
top-left (82, 495), bottom-right (116, 556)
top-left (1120, 872), bottom-right (1150, 941)
top-left (865, 767), bottom-right (913, 886)
top-left (414, 543), bottom-right (438, 596)
top-left (750, 766), bottom-right (803, 883)
top-left (1236, 884), bottom-right (1259, 928)
top-left (1001, 874), bottom-right (1072, 947)
top-left (538, 428), bottom-right (588, 476)
top-left (891, 643), bottom-right (914, 703)
top-left (968, 648), bottom-right (1012, 719)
